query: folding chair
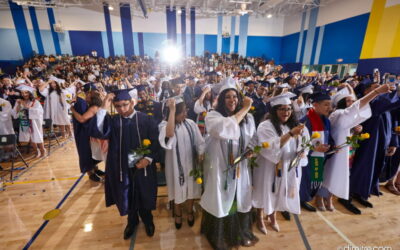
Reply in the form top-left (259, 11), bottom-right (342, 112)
top-left (0, 134), bottom-right (29, 180)
top-left (43, 119), bottom-right (60, 155)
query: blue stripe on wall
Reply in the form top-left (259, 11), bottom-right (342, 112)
top-left (190, 8), bottom-right (195, 57)
top-left (234, 35), bottom-right (239, 54)
top-left (28, 7), bottom-right (44, 55)
top-left (230, 16), bottom-right (236, 53)
top-left (120, 4), bottom-right (134, 56)
top-left (0, 28), bottom-right (23, 60)
top-left (247, 36), bottom-right (282, 63)
top-left (112, 32), bottom-right (124, 56)
top-left (27, 30), bottom-right (38, 53)
top-left (319, 13), bottom-right (369, 64)
top-left (299, 30), bottom-right (308, 64)
top-left (47, 8), bottom-right (61, 55)
top-left (238, 14), bottom-right (249, 57)
top-left (103, 4), bottom-right (114, 57)
top-left (222, 37), bottom-right (230, 54)
top-left (171, 7), bottom-right (177, 44)
top-left (309, 26), bottom-right (320, 65)
top-left (101, 31), bottom-right (109, 58)
top-left (302, 4), bottom-right (319, 65)
top-left (69, 31), bottom-right (104, 57)
top-left (217, 15), bottom-right (223, 54)
top-left (138, 32), bottom-right (144, 57)
top-left (280, 32), bottom-right (299, 64)
top-left (313, 25), bottom-right (325, 64)
top-left (181, 7), bottom-right (186, 57)
top-left (8, 1), bottom-right (33, 60)
top-left (166, 6), bottom-right (171, 41)
top-left (204, 34), bottom-right (217, 54)
top-left (296, 11), bottom-right (307, 62)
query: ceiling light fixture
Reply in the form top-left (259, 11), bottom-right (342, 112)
top-left (267, 14), bottom-right (272, 18)
top-left (108, 5), bottom-right (114, 11)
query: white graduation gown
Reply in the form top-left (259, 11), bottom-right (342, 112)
top-left (200, 111), bottom-right (256, 218)
top-left (323, 101), bottom-right (371, 199)
top-left (159, 119), bottom-right (206, 204)
top-left (0, 98), bottom-right (15, 135)
top-left (40, 87), bottom-right (71, 125)
top-left (252, 120), bottom-right (309, 215)
top-left (13, 100), bottom-right (44, 143)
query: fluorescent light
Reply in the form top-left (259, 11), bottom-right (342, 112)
top-left (108, 5), bottom-right (114, 11)
top-left (177, 9), bottom-right (182, 14)
top-left (267, 14), bottom-right (272, 18)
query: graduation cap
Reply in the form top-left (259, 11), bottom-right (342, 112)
top-left (16, 84), bottom-right (35, 94)
top-left (83, 83), bottom-right (97, 93)
top-left (112, 88), bottom-right (138, 101)
top-left (259, 81), bottom-right (270, 88)
top-left (149, 76), bottom-right (156, 81)
top-left (332, 87), bottom-right (355, 106)
top-left (277, 83), bottom-right (290, 88)
top-left (269, 92), bottom-right (296, 107)
top-left (0, 74), bottom-right (11, 80)
top-left (245, 80), bottom-right (256, 86)
top-left (136, 85), bottom-right (147, 92)
top-left (268, 78), bottom-right (277, 84)
top-left (205, 71), bottom-right (217, 76)
top-left (218, 77), bottom-right (237, 94)
top-left (295, 83), bottom-right (314, 95)
top-left (310, 91), bottom-right (331, 103)
top-left (16, 79), bottom-right (26, 84)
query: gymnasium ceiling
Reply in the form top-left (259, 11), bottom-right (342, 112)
top-left (1, 0), bottom-right (336, 18)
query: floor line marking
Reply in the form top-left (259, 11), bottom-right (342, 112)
top-left (316, 211), bottom-right (356, 247)
top-left (293, 214), bottom-right (312, 250)
top-left (5, 176), bottom-right (83, 186)
top-left (22, 173), bottom-right (85, 250)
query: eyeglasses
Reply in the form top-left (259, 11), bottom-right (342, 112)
top-left (277, 108), bottom-right (293, 112)
top-left (114, 103), bottom-right (130, 108)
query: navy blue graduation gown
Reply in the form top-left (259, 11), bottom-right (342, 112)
top-left (380, 108), bottom-right (400, 182)
top-left (299, 114), bottom-right (334, 202)
top-left (90, 111), bottom-right (160, 216)
top-left (253, 100), bottom-right (270, 127)
top-left (73, 97), bottom-right (100, 173)
top-left (183, 86), bottom-right (198, 121)
top-left (135, 100), bottom-right (163, 125)
top-left (350, 92), bottom-right (400, 199)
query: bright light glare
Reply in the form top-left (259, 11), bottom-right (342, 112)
top-left (162, 46), bottom-right (181, 64)
top-left (84, 223), bottom-right (93, 232)
top-left (267, 14), bottom-right (272, 18)
top-left (108, 5), bottom-right (114, 11)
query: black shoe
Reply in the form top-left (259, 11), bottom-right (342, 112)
top-left (247, 233), bottom-right (259, 244)
top-left (240, 238), bottom-right (253, 247)
top-left (281, 211), bottom-right (291, 221)
top-left (352, 194), bottom-right (373, 208)
top-left (89, 173), bottom-right (101, 182)
top-left (301, 201), bottom-right (317, 212)
top-left (145, 222), bottom-right (155, 237)
top-left (338, 198), bottom-right (361, 215)
top-left (175, 214), bottom-right (182, 230)
top-left (187, 212), bottom-right (195, 227)
top-left (95, 169), bottom-right (105, 176)
top-left (123, 223), bottom-right (137, 240)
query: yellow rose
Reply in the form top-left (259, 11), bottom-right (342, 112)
top-left (143, 139), bottom-right (151, 147)
top-left (250, 106), bottom-right (255, 111)
top-left (147, 113), bottom-right (153, 116)
top-left (395, 126), bottom-right (400, 132)
top-left (311, 132), bottom-right (321, 139)
top-left (261, 142), bottom-right (270, 148)
top-left (202, 112), bottom-right (207, 117)
top-left (196, 177), bottom-right (203, 184)
top-left (360, 133), bottom-right (370, 140)
top-left (66, 94), bottom-right (71, 99)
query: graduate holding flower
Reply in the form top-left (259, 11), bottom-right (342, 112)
top-left (158, 96), bottom-right (205, 229)
top-left (253, 92), bottom-right (310, 234)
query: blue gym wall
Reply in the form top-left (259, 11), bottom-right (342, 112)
top-left (0, 8), bottom-right (372, 73)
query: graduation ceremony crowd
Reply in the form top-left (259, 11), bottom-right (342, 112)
top-left (1, 53), bottom-right (400, 250)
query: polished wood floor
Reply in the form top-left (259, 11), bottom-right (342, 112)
top-left (1, 140), bottom-right (399, 250)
